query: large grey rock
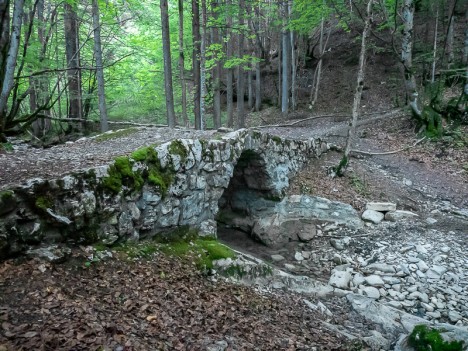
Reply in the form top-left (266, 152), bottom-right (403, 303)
top-left (362, 209), bottom-right (384, 224)
top-left (27, 245), bottom-right (71, 263)
top-left (385, 210), bottom-right (418, 222)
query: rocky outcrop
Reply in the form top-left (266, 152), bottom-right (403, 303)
top-left (0, 129), bottom-right (328, 259)
top-left (220, 193), bottom-right (362, 247)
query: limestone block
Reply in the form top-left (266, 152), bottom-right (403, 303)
top-left (328, 270), bottom-right (352, 289)
top-left (365, 202), bottom-right (396, 212)
top-left (384, 210), bottom-right (418, 222)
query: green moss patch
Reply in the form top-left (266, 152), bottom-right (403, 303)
top-left (168, 139), bottom-right (188, 163)
top-left (408, 325), bottom-right (464, 351)
top-left (35, 195), bottom-right (54, 210)
top-left (160, 238), bottom-right (236, 271)
top-left (102, 146), bottom-right (174, 196)
top-left (0, 190), bottom-right (16, 215)
top-left (94, 128), bottom-right (139, 142)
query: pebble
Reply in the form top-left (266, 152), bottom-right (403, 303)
top-left (271, 254), bottom-right (285, 262)
top-left (365, 275), bottom-right (385, 287)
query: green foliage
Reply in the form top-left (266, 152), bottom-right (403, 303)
top-left (0, 143), bottom-right (13, 152)
top-left (408, 325), bottom-right (464, 351)
top-left (349, 174), bottom-right (370, 196)
top-left (334, 155), bottom-right (349, 177)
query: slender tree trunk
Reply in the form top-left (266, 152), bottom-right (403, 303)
top-left (178, 0), bottom-right (188, 127)
top-left (464, 10), bottom-right (468, 98)
top-left (160, 0), bottom-right (176, 128)
top-left (199, 0), bottom-right (207, 130)
top-left (237, 0), bottom-right (245, 128)
top-left (255, 61), bottom-right (261, 111)
top-left (211, 0), bottom-right (221, 129)
top-left (192, 0), bottom-right (201, 129)
top-left (0, 0), bottom-right (24, 134)
top-left (226, 0), bottom-right (234, 127)
top-left (311, 16), bottom-right (325, 106)
top-left (446, 0), bottom-right (455, 68)
top-left (338, 0), bottom-right (372, 176)
top-left (401, 0), bottom-right (421, 117)
top-left (64, 2), bottom-right (83, 130)
top-left (92, 0), bottom-right (109, 132)
top-left (289, 2), bottom-right (296, 111)
top-left (247, 68), bottom-right (253, 109)
top-left (431, 8), bottom-right (439, 84)
top-left (281, 0), bottom-right (289, 116)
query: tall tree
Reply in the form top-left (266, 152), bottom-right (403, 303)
top-left (160, 0), bottom-right (176, 128)
top-left (192, 0), bottom-right (201, 129)
top-left (226, 0), bottom-right (234, 127)
top-left (64, 2), bottom-right (83, 129)
top-left (337, 0), bottom-right (373, 176)
top-left (178, 0), bottom-right (188, 127)
top-left (401, 0), bottom-right (421, 117)
top-left (0, 0), bottom-right (25, 141)
top-left (281, 0), bottom-right (290, 116)
top-left (211, 0), bottom-right (221, 129)
top-left (236, 0), bottom-right (245, 128)
top-left (92, 0), bottom-right (109, 132)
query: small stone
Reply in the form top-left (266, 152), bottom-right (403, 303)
top-left (301, 251), bottom-right (311, 259)
top-left (298, 227), bottom-right (317, 242)
top-left (421, 302), bottom-right (434, 312)
top-left (426, 217), bottom-right (438, 225)
top-left (386, 300), bottom-right (402, 309)
top-left (366, 263), bottom-right (396, 273)
top-left (329, 271), bottom-right (352, 289)
top-left (417, 260), bottom-right (429, 272)
top-left (448, 310), bottom-right (462, 322)
top-left (415, 245), bottom-right (428, 254)
top-left (365, 275), bottom-right (385, 287)
top-left (426, 311), bottom-right (441, 319)
top-left (362, 209), bottom-right (385, 224)
top-left (365, 202), bottom-right (396, 212)
top-left (284, 263), bottom-right (296, 270)
top-left (360, 286), bottom-right (380, 299)
top-left (294, 252), bottom-right (304, 261)
top-left (271, 254), bottom-right (285, 262)
top-left (427, 265), bottom-right (447, 279)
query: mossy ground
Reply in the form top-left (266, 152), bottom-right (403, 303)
top-left (94, 128), bottom-right (139, 142)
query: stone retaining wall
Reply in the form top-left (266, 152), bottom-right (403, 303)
top-left (0, 129), bottom-right (328, 260)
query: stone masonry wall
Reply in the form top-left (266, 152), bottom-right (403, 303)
top-left (0, 129), bottom-right (328, 260)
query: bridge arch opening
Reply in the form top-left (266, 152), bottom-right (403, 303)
top-left (217, 149), bottom-right (279, 246)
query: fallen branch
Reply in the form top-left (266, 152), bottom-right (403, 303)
top-left (256, 108), bottom-right (405, 129)
top-left (351, 136), bottom-right (426, 156)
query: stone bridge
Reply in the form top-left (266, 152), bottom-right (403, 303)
top-left (0, 129), bottom-right (329, 259)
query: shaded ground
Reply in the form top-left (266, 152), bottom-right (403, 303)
top-left (0, 248), bottom-right (355, 351)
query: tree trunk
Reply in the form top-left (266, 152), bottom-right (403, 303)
top-left (199, 0), bottom-right (207, 130)
top-left (247, 68), bottom-right (253, 110)
top-left (281, 0), bottom-right (289, 116)
top-left (92, 0), bottom-right (109, 132)
top-left (431, 8), bottom-right (439, 84)
top-left (237, 0), bottom-right (245, 128)
top-left (0, 0), bottom-right (24, 134)
top-left (160, 0), bottom-right (176, 128)
top-left (401, 0), bottom-right (421, 117)
top-left (178, 0), bottom-right (188, 127)
top-left (64, 2), bottom-right (83, 130)
top-left (226, 0), bottom-right (234, 127)
top-left (338, 0), bottom-right (372, 176)
top-left (311, 16), bottom-right (324, 106)
top-left (192, 0), bottom-right (201, 129)
top-left (289, 2), bottom-right (296, 111)
top-left (255, 60), bottom-right (261, 111)
top-left (211, 0), bottom-right (221, 129)
top-left (446, 0), bottom-right (455, 68)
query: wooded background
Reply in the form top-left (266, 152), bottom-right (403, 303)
top-left (0, 0), bottom-right (466, 143)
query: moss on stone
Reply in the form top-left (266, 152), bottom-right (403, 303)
top-left (168, 139), bottom-right (188, 163)
top-left (131, 146), bottom-right (158, 163)
top-left (408, 325), bottom-right (464, 351)
top-left (0, 190), bottom-right (16, 215)
top-left (94, 127), bottom-right (139, 142)
top-left (271, 135), bottom-right (282, 144)
top-left (102, 156), bottom-right (144, 194)
top-left (35, 195), bottom-right (53, 210)
top-left (0, 190), bottom-right (14, 202)
top-left (148, 169), bottom-right (174, 196)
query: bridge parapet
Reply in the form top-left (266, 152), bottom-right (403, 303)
top-left (0, 129), bottom-right (329, 260)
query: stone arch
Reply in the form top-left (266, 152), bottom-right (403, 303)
top-left (218, 149), bottom-right (276, 217)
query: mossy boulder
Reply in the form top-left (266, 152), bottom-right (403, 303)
top-left (0, 191), bottom-right (16, 215)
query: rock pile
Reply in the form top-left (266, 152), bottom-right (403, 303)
top-left (276, 201), bottom-right (468, 327)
